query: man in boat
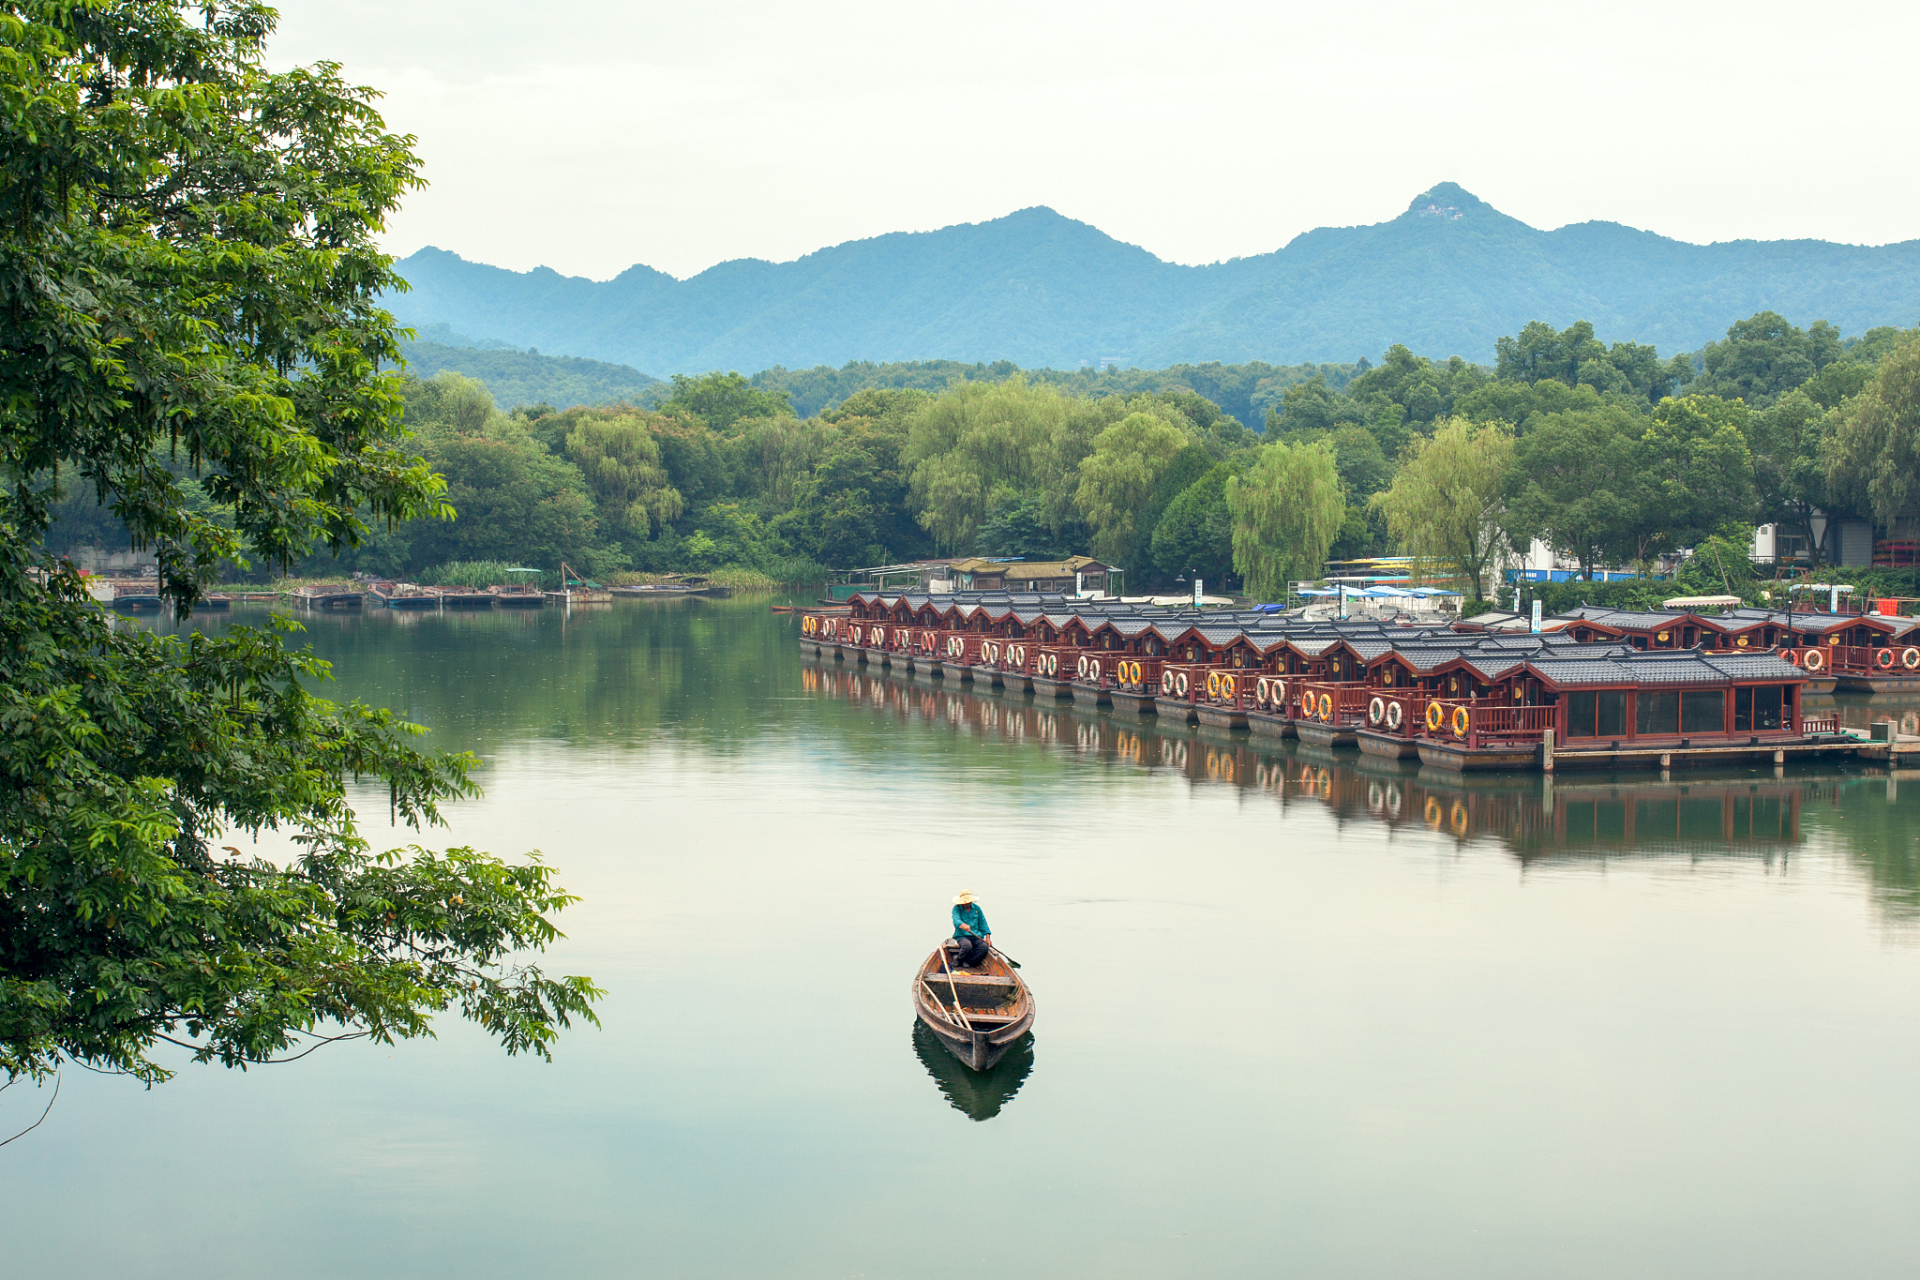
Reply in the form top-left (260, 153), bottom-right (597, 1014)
top-left (949, 891), bottom-right (992, 969)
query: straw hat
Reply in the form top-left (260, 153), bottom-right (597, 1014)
top-left (953, 891), bottom-right (975, 905)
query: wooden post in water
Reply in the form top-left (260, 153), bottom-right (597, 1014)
top-left (1542, 728), bottom-right (1555, 773)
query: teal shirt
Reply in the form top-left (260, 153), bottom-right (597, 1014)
top-left (952, 903), bottom-right (990, 939)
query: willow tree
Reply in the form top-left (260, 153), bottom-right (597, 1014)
top-left (902, 377), bottom-right (1072, 551)
top-left (1075, 412), bottom-right (1191, 570)
top-left (1825, 329), bottom-right (1920, 531)
top-left (566, 413), bottom-right (685, 538)
top-left (1373, 418), bottom-right (1515, 600)
top-left (0, 0), bottom-right (598, 1087)
top-left (1226, 440), bottom-right (1345, 599)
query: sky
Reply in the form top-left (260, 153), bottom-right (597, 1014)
top-left (267, 0), bottom-right (1920, 282)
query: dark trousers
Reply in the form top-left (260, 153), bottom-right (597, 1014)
top-left (951, 935), bottom-right (990, 968)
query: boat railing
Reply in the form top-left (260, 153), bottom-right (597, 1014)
top-left (1156, 662), bottom-right (1219, 701)
top-left (1246, 672), bottom-right (1298, 717)
top-left (1296, 680), bottom-right (1372, 726)
top-left (1412, 700), bottom-right (1555, 749)
top-left (1801, 714), bottom-right (1841, 736)
top-left (1110, 654), bottom-right (1166, 692)
top-left (1031, 644), bottom-right (1081, 679)
top-left (1194, 668), bottom-right (1261, 708)
top-left (1360, 689), bottom-right (1431, 736)
top-left (1067, 650), bottom-right (1125, 685)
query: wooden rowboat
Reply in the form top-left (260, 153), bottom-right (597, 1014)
top-left (912, 945), bottom-right (1035, 1072)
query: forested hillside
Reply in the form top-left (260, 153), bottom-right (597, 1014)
top-left (388, 183), bottom-right (1920, 375)
top-left (400, 324), bottom-right (658, 407)
top-left (49, 313), bottom-right (1920, 601)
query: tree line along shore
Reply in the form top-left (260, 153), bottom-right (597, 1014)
top-left (47, 311), bottom-right (1920, 605)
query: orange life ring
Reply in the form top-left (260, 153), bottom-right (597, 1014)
top-left (1426, 702), bottom-right (1445, 733)
top-left (1876, 648), bottom-right (1895, 670)
top-left (1317, 692), bottom-right (1333, 721)
top-left (1452, 704), bottom-right (1471, 738)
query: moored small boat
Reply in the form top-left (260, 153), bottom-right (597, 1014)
top-left (912, 945), bottom-right (1035, 1072)
top-left (486, 583), bottom-right (545, 608)
top-left (430, 585), bottom-right (494, 609)
top-left (369, 580), bottom-right (440, 610)
top-left (289, 583), bottom-right (364, 609)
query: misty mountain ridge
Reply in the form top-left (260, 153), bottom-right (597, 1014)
top-left (390, 183), bottom-right (1920, 376)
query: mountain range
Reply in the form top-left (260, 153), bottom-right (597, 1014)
top-left (389, 182), bottom-right (1920, 376)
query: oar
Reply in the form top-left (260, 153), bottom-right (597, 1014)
top-left (989, 946), bottom-right (1022, 969)
top-left (939, 949), bottom-right (974, 1031)
top-left (920, 978), bottom-right (960, 1027)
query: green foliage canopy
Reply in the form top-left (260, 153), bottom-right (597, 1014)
top-left (0, 0), bottom-right (598, 1084)
top-left (1373, 419), bottom-right (1515, 600)
top-left (1226, 441), bottom-right (1345, 598)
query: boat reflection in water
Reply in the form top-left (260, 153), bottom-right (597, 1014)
top-left (804, 656), bottom-right (1818, 863)
top-left (911, 1020), bottom-right (1035, 1122)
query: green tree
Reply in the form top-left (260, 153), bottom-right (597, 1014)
top-left (902, 378), bottom-right (1074, 551)
top-left (1134, 444), bottom-right (1213, 567)
top-left (1748, 389), bottom-right (1835, 569)
top-left (1074, 412), bottom-right (1192, 570)
top-left (1226, 441), bottom-right (1346, 599)
top-left (1150, 464), bottom-right (1237, 586)
top-left (1, 0), bottom-right (598, 1084)
top-left (1633, 395), bottom-right (1755, 561)
top-left (1373, 418), bottom-right (1515, 600)
top-left (1493, 319), bottom-right (1687, 405)
top-left (1692, 312), bottom-right (1843, 407)
top-left (1502, 406), bottom-right (1646, 578)
top-left (1826, 330), bottom-right (1920, 530)
top-left (565, 412), bottom-right (684, 540)
top-left (659, 372), bottom-right (794, 434)
top-left (406, 420), bottom-right (612, 573)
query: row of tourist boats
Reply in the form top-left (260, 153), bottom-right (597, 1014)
top-left (798, 590), bottom-right (1920, 773)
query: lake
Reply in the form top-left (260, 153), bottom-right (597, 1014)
top-left (6, 595), bottom-right (1920, 1279)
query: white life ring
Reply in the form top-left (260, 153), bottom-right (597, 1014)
top-left (1088, 658), bottom-right (1101, 681)
top-left (1905, 647), bottom-right (1920, 670)
top-left (1368, 695), bottom-right (1385, 726)
top-left (1176, 671), bottom-right (1190, 697)
top-left (1386, 700), bottom-right (1403, 730)
top-left (1803, 648), bottom-right (1825, 672)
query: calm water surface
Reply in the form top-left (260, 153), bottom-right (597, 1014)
top-left (7, 596), bottom-right (1920, 1278)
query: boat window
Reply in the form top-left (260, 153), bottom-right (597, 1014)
top-left (1636, 691), bottom-right (1680, 736)
top-left (1747, 685), bottom-right (1784, 730)
top-left (1566, 690), bottom-right (1628, 737)
top-left (1681, 690), bottom-right (1724, 733)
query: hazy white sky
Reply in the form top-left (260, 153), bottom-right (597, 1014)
top-left (267, 0), bottom-right (1920, 281)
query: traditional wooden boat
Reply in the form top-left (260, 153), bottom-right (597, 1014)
top-left (912, 945), bottom-right (1035, 1072)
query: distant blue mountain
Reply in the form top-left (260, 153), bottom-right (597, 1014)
top-left (388, 183), bottom-right (1920, 375)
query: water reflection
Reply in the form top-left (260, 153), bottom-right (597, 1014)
top-left (804, 653), bottom-right (1920, 918)
top-left (911, 1021), bottom-right (1035, 1122)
